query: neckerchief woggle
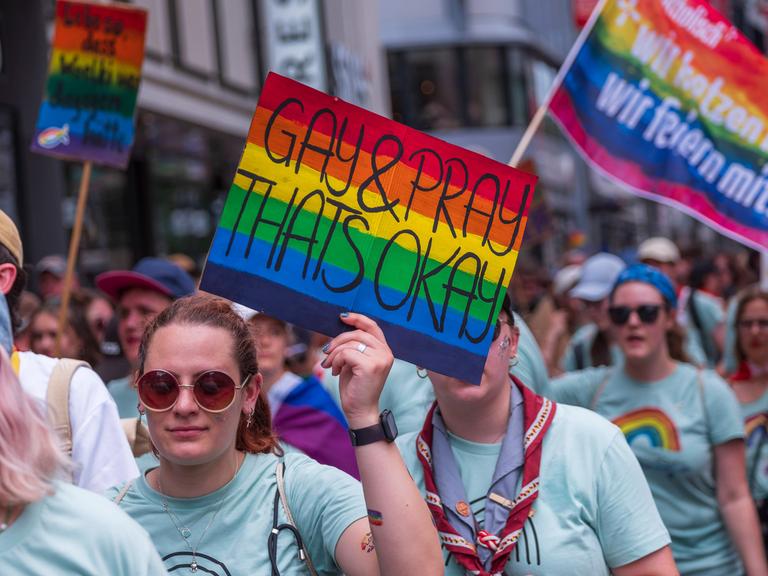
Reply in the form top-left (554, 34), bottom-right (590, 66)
top-left (417, 375), bottom-right (556, 576)
top-left (731, 361), bottom-right (768, 381)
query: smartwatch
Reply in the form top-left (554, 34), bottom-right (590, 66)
top-left (349, 410), bottom-right (398, 446)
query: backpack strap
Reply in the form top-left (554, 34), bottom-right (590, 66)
top-left (113, 480), bottom-right (134, 506)
top-left (121, 417), bottom-right (153, 457)
top-left (696, 368), bottom-right (711, 440)
top-left (46, 358), bottom-right (90, 456)
top-left (273, 460), bottom-right (318, 576)
top-left (589, 368), bottom-right (613, 412)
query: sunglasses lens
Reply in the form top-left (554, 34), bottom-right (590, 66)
top-left (637, 305), bottom-right (661, 324)
top-left (138, 370), bottom-right (179, 411)
top-left (194, 371), bottom-right (237, 411)
top-left (609, 306), bottom-right (631, 325)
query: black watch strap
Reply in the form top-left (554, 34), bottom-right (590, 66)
top-left (349, 410), bottom-right (397, 446)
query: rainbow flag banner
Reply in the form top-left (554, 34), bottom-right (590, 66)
top-left (31, 0), bottom-right (147, 168)
top-left (201, 73), bottom-right (536, 383)
top-left (550, 0), bottom-right (768, 250)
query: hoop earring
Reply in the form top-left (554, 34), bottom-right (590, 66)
top-left (510, 356), bottom-right (519, 367)
top-left (246, 408), bottom-right (255, 428)
top-left (416, 367), bottom-right (428, 379)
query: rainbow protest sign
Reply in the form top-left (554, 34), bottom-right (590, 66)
top-left (31, 0), bottom-right (147, 168)
top-left (201, 73), bottom-right (536, 383)
top-left (550, 0), bottom-right (768, 250)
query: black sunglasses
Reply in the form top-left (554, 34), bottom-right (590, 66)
top-left (608, 304), bottom-right (663, 326)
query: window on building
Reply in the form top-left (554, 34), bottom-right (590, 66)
top-left (465, 47), bottom-right (507, 127)
top-left (388, 44), bottom-right (553, 131)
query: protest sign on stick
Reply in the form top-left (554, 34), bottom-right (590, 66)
top-left (541, 0), bottom-right (768, 251)
top-left (30, 0), bottom-right (147, 352)
top-left (201, 73), bottom-right (537, 383)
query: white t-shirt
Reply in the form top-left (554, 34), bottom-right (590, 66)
top-left (17, 351), bottom-right (138, 493)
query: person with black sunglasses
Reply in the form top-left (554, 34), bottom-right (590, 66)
top-left (550, 264), bottom-right (767, 576)
top-left (107, 293), bottom-right (442, 575)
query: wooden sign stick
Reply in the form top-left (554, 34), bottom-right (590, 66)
top-left (55, 160), bottom-right (92, 357)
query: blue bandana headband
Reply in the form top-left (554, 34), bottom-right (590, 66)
top-left (612, 264), bottom-right (678, 309)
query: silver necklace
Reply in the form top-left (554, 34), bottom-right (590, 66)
top-left (156, 455), bottom-right (241, 573)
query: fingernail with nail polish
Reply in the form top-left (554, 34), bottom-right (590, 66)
top-left (322, 343), bottom-right (330, 354)
top-left (340, 312), bottom-right (350, 318)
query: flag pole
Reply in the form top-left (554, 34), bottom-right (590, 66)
top-left (55, 160), bottom-right (92, 356)
top-left (761, 251), bottom-right (768, 291)
top-left (508, 0), bottom-right (609, 168)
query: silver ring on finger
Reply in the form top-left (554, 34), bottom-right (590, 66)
top-left (356, 342), bottom-right (368, 354)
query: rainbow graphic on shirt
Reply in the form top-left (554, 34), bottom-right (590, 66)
top-left (745, 413), bottom-right (768, 448)
top-left (200, 73), bottom-right (537, 383)
top-left (613, 407), bottom-right (681, 451)
top-left (31, 1), bottom-right (147, 168)
top-left (549, 0), bottom-right (768, 251)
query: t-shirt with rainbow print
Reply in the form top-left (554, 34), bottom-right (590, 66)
top-left (551, 363), bottom-right (744, 576)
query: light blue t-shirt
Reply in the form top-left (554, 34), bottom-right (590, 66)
top-left (560, 323), bottom-right (623, 372)
top-left (550, 363), bottom-right (745, 576)
top-left (396, 403), bottom-right (670, 575)
top-left (0, 482), bottom-right (166, 575)
top-left (323, 312), bottom-right (550, 435)
top-left (738, 389), bottom-right (768, 502)
top-left (107, 375), bottom-right (139, 419)
top-left (107, 452), bottom-right (365, 575)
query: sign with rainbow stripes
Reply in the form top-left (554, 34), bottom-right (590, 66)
top-left (201, 73), bottom-right (536, 383)
top-left (550, 0), bottom-right (768, 251)
top-left (31, 0), bottom-right (147, 168)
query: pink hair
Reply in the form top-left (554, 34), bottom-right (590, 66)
top-left (0, 349), bottom-right (65, 504)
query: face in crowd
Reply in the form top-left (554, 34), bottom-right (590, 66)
top-left (608, 281), bottom-right (675, 363)
top-left (428, 306), bottom-right (519, 405)
top-left (136, 296), bottom-right (270, 468)
top-left (248, 315), bottom-right (289, 384)
top-left (118, 288), bottom-right (172, 367)
top-left (736, 291), bottom-right (768, 366)
top-left (29, 309), bottom-right (82, 359)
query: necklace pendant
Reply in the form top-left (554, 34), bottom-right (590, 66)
top-left (181, 528), bottom-right (192, 539)
top-left (190, 561), bottom-right (198, 572)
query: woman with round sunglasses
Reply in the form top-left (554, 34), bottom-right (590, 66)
top-left (394, 294), bottom-right (676, 575)
top-left (550, 264), bottom-right (767, 576)
top-left (726, 287), bottom-right (768, 538)
top-left (107, 294), bottom-right (442, 575)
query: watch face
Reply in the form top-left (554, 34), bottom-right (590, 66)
top-left (382, 410), bottom-right (398, 440)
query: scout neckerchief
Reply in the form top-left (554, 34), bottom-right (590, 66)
top-left (417, 376), bottom-right (556, 576)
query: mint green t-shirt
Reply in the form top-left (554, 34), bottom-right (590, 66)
top-left (107, 452), bottom-right (366, 574)
top-left (550, 364), bottom-right (744, 575)
top-left (738, 389), bottom-right (768, 502)
top-left (684, 290), bottom-right (725, 368)
top-left (0, 482), bottom-right (165, 575)
top-left (396, 403), bottom-right (670, 575)
top-left (107, 375), bottom-right (138, 419)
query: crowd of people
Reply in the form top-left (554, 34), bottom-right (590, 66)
top-left (0, 201), bottom-right (767, 575)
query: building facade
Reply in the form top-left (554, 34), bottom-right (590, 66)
top-left (0, 0), bottom-right (387, 279)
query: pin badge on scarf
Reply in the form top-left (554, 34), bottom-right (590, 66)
top-left (456, 501), bottom-right (471, 517)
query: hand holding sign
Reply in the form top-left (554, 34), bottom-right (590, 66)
top-left (322, 313), bottom-right (394, 428)
top-left (200, 73), bottom-right (536, 383)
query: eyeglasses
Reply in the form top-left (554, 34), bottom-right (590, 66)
top-left (493, 317), bottom-right (514, 341)
top-left (738, 319), bottom-right (768, 331)
top-left (137, 369), bottom-right (251, 413)
top-left (608, 304), bottom-right (663, 326)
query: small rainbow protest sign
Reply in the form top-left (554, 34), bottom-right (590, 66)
top-left (201, 73), bottom-right (536, 383)
top-left (550, 0), bottom-right (768, 250)
top-left (31, 0), bottom-right (147, 168)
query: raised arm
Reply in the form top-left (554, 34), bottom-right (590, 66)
top-left (321, 312), bottom-right (442, 576)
